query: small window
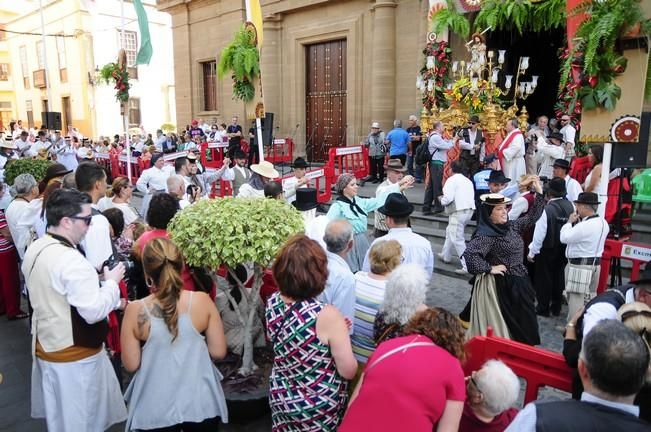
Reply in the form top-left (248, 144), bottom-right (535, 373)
top-left (36, 41), bottom-right (45, 69)
top-left (19, 45), bottom-right (29, 88)
top-left (200, 60), bottom-right (217, 112)
top-left (119, 30), bottom-right (138, 67)
top-left (128, 98), bottom-right (141, 127)
top-left (0, 64), bottom-right (9, 81)
top-left (56, 36), bottom-right (67, 82)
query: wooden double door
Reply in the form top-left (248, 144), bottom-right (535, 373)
top-left (305, 39), bottom-right (347, 162)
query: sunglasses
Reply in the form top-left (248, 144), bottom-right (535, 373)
top-left (69, 215), bottom-right (92, 226)
top-left (468, 122), bottom-right (477, 125)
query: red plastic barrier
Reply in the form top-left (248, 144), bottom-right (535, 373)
top-left (203, 141), bottom-right (228, 169)
top-left (597, 238), bottom-right (651, 294)
top-left (326, 145), bottom-right (369, 184)
top-left (464, 328), bottom-right (573, 404)
top-left (265, 138), bottom-right (294, 164)
top-left (569, 156), bottom-right (591, 185)
top-left (280, 167), bottom-right (332, 203)
top-left (116, 154), bottom-right (143, 184)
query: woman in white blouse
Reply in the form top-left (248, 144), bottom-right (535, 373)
top-left (136, 153), bottom-right (171, 218)
top-left (98, 176), bottom-right (140, 225)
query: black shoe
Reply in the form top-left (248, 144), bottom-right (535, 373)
top-left (551, 304), bottom-right (562, 317)
top-left (433, 207), bottom-right (445, 214)
top-left (422, 209), bottom-right (432, 216)
top-left (536, 308), bottom-right (550, 317)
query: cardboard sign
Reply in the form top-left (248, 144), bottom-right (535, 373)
top-left (335, 146), bottom-right (362, 156)
top-left (621, 244), bottom-right (651, 262)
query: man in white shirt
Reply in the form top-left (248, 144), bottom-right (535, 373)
top-left (535, 132), bottom-right (566, 179)
top-left (75, 162), bottom-right (114, 271)
top-left (136, 153), bottom-right (171, 218)
top-left (319, 219), bottom-right (356, 331)
top-left (528, 177), bottom-right (574, 317)
top-left (229, 150), bottom-right (252, 196)
top-left (154, 129), bottom-right (166, 152)
top-left (187, 152), bottom-right (234, 197)
top-left (22, 188), bottom-right (127, 432)
top-left (560, 114), bottom-right (577, 161)
top-left (438, 160), bottom-right (475, 274)
top-left (553, 158), bottom-right (583, 203)
top-left (560, 192), bottom-right (609, 319)
top-left (373, 158), bottom-right (406, 237)
top-left (14, 131), bottom-right (33, 158)
top-left (363, 193), bottom-right (434, 280)
top-left (5, 174), bottom-right (41, 259)
top-left (283, 157), bottom-right (309, 204)
top-left (506, 320), bottom-right (649, 432)
top-left (167, 175), bottom-right (191, 209)
top-left (0, 139), bottom-right (18, 182)
top-left (423, 121), bottom-right (454, 215)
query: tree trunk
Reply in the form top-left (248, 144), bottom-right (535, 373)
top-left (238, 265), bottom-right (264, 375)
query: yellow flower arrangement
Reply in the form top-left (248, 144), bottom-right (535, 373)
top-left (445, 77), bottom-right (502, 114)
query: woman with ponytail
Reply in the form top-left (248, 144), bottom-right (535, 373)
top-left (121, 237), bottom-right (228, 431)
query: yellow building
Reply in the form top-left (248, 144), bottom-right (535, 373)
top-left (5, 0), bottom-right (175, 138)
top-left (0, 7), bottom-right (21, 130)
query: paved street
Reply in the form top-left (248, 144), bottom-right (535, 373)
top-left (0, 269), bottom-right (568, 431)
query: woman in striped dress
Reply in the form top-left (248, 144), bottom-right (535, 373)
top-left (267, 235), bottom-right (357, 431)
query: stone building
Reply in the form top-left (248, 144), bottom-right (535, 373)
top-left (158, 0), bottom-right (430, 161)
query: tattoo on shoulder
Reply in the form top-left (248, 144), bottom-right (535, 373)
top-left (137, 306), bottom-right (148, 331)
top-left (150, 303), bottom-right (164, 318)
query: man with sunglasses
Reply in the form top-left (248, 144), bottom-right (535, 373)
top-left (560, 115), bottom-right (577, 161)
top-left (22, 188), bottom-right (127, 431)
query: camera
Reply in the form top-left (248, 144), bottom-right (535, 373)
top-left (186, 184), bottom-right (199, 196)
top-left (103, 253), bottom-right (136, 276)
top-left (456, 127), bottom-right (470, 142)
top-left (103, 253), bottom-right (140, 299)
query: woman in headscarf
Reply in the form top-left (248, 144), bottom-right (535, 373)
top-left (461, 177), bottom-right (544, 346)
top-left (327, 173), bottom-right (414, 272)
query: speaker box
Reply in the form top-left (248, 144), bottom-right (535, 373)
top-left (611, 111), bottom-right (651, 169)
top-left (262, 112), bottom-right (274, 147)
top-left (41, 111), bottom-right (62, 131)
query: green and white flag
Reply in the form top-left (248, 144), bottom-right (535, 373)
top-left (134, 0), bottom-right (152, 65)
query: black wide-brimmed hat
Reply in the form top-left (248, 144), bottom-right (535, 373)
top-left (384, 158), bottom-right (407, 173)
top-left (480, 193), bottom-right (511, 205)
top-left (292, 157), bottom-right (308, 169)
top-left (545, 177), bottom-right (567, 197)
top-left (574, 192), bottom-right (600, 205)
top-left (631, 261), bottom-right (651, 288)
top-left (292, 187), bottom-right (319, 211)
top-left (547, 132), bottom-right (565, 142)
top-left (43, 163), bottom-right (71, 183)
top-left (378, 193), bottom-right (414, 217)
top-left (553, 158), bottom-right (570, 170)
top-left (488, 170), bottom-right (511, 184)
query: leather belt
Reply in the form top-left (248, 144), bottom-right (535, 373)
top-left (568, 257), bottom-right (600, 265)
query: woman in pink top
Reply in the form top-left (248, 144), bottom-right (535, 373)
top-left (340, 307), bottom-right (466, 432)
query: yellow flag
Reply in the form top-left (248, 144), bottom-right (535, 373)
top-left (245, 0), bottom-right (263, 47)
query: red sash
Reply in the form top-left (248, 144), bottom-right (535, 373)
top-left (498, 130), bottom-right (523, 169)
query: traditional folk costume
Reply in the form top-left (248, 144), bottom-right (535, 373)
top-left (498, 129), bottom-right (526, 187)
top-left (462, 193), bottom-right (544, 345)
top-left (135, 154), bottom-right (171, 219)
top-left (22, 234), bottom-right (125, 432)
top-left (560, 192), bottom-right (609, 319)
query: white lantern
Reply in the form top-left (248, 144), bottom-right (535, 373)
top-left (452, 61), bottom-right (459, 73)
top-left (471, 77), bottom-right (479, 91)
top-left (519, 82), bottom-right (526, 96)
top-left (427, 79), bottom-right (435, 92)
top-left (426, 56), bottom-right (436, 70)
top-left (491, 69), bottom-right (499, 83)
top-left (521, 57), bottom-right (530, 70)
top-left (531, 75), bottom-right (539, 88)
top-left (505, 75), bottom-right (513, 89)
top-left (487, 50), bottom-right (494, 59)
top-left (526, 82), bottom-right (533, 94)
top-left (498, 50), bottom-right (506, 65)
top-left (416, 75), bottom-right (423, 89)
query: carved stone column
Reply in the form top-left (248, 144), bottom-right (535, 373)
top-left (370, 1), bottom-right (397, 131)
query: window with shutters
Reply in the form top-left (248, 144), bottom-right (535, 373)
top-left (56, 36), bottom-right (67, 82)
top-left (200, 61), bottom-right (217, 112)
top-left (0, 64), bottom-right (9, 81)
top-left (19, 45), bottom-right (29, 88)
top-left (119, 30), bottom-right (138, 67)
top-left (128, 98), bottom-right (141, 127)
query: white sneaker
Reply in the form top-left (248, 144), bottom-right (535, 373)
top-left (437, 253), bottom-right (450, 264)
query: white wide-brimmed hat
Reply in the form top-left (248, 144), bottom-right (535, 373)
top-left (251, 160), bottom-right (279, 179)
top-left (0, 138), bottom-right (15, 149)
top-left (371, 122), bottom-right (380, 129)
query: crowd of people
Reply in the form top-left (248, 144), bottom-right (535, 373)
top-left (0, 108), bottom-right (648, 432)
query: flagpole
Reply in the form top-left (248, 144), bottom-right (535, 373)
top-left (121, 0), bottom-right (132, 182)
top-left (38, 0), bottom-right (53, 114)
top-left (245, 1), bottom-right (265, 162)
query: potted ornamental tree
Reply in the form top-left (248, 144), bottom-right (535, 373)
top-left (168, 197), bottom-right (304, 417)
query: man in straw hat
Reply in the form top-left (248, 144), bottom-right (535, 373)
top-left (560, 192), bottom-right (609, 319)
top-left (527, 177), bottom-right (574, 317)
top-left (373, 159), bottom-right (407, 238)
top-left (364, 121), bottom-right (386, 183)
top-left (0, 138), bottom-right (18, 182)
top-left (237, 160), bottom-right (280, 198)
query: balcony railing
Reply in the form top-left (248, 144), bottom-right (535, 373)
top-left (33, 69), bottom-right (47, 88)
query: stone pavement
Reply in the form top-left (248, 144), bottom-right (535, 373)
top-left (0, 271), bottom-right (568, 432)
